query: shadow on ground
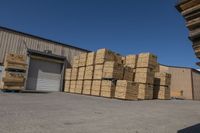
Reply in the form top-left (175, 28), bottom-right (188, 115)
top-left (177, 123), bottom-right (200, 133)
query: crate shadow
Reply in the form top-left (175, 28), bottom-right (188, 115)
top-left (177, 123), bottom-right (200, 133)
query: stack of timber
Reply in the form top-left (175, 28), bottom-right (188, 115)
top-left (176, 0), bottom-right (200, 61)
top-left (1, 53), bottom-right (27, 91)
top-left (64, 48), bottom-right (170, 101)
top-left (153, 72), bottom-right (171, 100)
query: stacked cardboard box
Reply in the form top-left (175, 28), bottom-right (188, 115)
top-left (153, 72), bottom-right (171, 100)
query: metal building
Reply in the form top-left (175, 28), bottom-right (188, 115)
top-left (0, 26), bottom-right (89, 92)
top-left (160, 65), bottom-right (200, 100)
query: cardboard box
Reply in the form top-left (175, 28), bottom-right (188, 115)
top-left (84, 66), bottom-right (94, 80)
top-left (78, 67), bottom-right (85, 80)
top-left (86, 52), bottom-right (96, 66)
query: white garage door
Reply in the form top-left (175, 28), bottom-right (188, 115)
top-left (26, 58), bottom-right (62, 91)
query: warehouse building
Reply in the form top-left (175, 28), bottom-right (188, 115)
top-left (160, 65), bottom-right (200, 100)
top-left (0, 26), bottom-right (89, 92)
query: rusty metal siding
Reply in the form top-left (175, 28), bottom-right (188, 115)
top-left (192, 70), bottom-right (200, 100)
top-left (0, 29), bottom-right (87, 65)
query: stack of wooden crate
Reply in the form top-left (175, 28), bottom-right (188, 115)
top-left (0, 53), bottom-right (27, 91)
top-left (134, 53), bottom-right (158, 100)
top-left (153, 72), bottom-right (171, 100)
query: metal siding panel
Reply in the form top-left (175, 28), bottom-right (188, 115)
top-left (192, 71), bottom-right (200, 100)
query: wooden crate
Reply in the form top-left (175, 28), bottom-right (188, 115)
top-left (71, 68), bottom-right (78, 80)
top-left (65, 68), bottom-right (72, 80)
top-left (115, 80), bottom-right (138, 100)
top-left (93, 64), bottom-right (104, 79)
top-left (64, 80), bottom-right (71, 92)
top-left (72, 55), bottom-right (79, 68)
top-left (83, 80), bottom-right (92, 95)
top-left (103, 61), bottom-right (124, 79)
top-left (78, 67), bottom-right (85, 80)
top-left (75, 80), bottom-right (83, 94)
top-left (95, 48), bottom-right (122, 64)
top-left (5, 53), bottom-right (26, 64)
top-left (154, 72), bottom-right (171, 86)
top-left (138, 83), bottom-right (153, 100)
top-left (79, 53), bottom-right (87, 67)
top-left (86, 52), bottom-right (96, 66)
top-left (100, 80), bottom-right (116, 98)
top-left (123, 66), bottom-right (134, 81)
top-left (91, 80), bottom-right (101, 96)
top-left (136, 53), bottom-right (157, 69)
top-left (124, 55), bottom-right (137, 68)
top-left (134, 68), bottom-right (155, 84)
top-left (84, 66), bottom-right (94, 80)
top-left (70, 80), bottom-right (76, 93)
top-left (153, 85), bottom-right (170, 100)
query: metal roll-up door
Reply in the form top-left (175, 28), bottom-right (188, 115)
top-left (26, 57), bottom-right (63, 91)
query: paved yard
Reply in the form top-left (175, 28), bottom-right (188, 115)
top-left (0, 92), bottom-right (200, 133)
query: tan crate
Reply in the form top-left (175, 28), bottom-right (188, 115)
top-left (83, 80), bottom-right (92, 95)
top-left (91, 80), bottom-right (102, 96)
top-left (115, 80), bottom-right (138, 100)
top-left (125, 55), bottom-right (137, 68)
top-left (84, 66), bottom-right (94, 80)
top-left (100, 80), bottom-right (116, 98)
top-left (65, 68), bottom-right (72, 80)
top-left (136, 53), bottom-right (157, 69)
top-left (103, 61), bottom-right (124, 79)
top-left (138, 83), bottom-right (153, 100)
top-left (79, 53), bottom-right (87, 67)
top-left (78, 67), bottom-right (85, 80)
top-left (86, 52), bottom-right (96, 66)
top-left (123, 66), bottom-right (134, 81)
top-left (71, 68), bottom-right (78, 80)
top-left (93, 64), bottom-right (104, 79)
top-left (75, 80), bottom-right (83, 94)
top-left (70, 80), bottom-right (76, 93)
top-left (153, 85), bottom-right (170, 100)
top-left (95, 48), bottom-right (122, 64)
top-left (154, 72), bottom-right (171, 86)
top-left (72, 55), bottom-right (79, 68)
top-left (134, 68), bottom-right (155, 84)
top-left (64, 80), bottom-right (70, 92)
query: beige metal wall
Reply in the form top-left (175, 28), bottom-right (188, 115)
top-left (0, 29), bottom-right (87, 65)
top-left (160, 65), bottom-right (193, 100)
top-left (192, 70), bottom-right (200, 100)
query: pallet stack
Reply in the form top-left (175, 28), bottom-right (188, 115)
top-left (64, 48), bottom-right (171, 100)
top-left (153, 72), bottom-right (171, 100)
top-left (0, 53), bottom-right (27, 91)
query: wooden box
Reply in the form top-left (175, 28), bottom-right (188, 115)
top-left (100, 80), bottom-right (116, 98)
top-left (134, 68), bottom-right (155, 84)
top-left (83, 80), bottom-right (92, 95)
top-left (103, 61), bottom-right (124, 79)
top-left (72, 55), bottom-right (79, 68)
top-left (153, 85), bottom-right (170, 100)
top-left (70, 80), bottom-right (76, 93)
top-left (78, 67), bottom-right (85, 80)
top-left (93, 64), bottom-right (104, 79)
top-left (64, 80), bottom-right (71, 92)
top-left (78, 53), bottom-right (87, 67)
top-left (91, 80), bottom-right (102, 96)
top-left (138, 83), bottom-right (153, 100)
top-left (124, 55), bottom-right (137, 68)
top-left (154, 72), bottom-right (171, 86)
top-left (84, 66), bottom-right (94, 80)
top-left (75, 80), bottom-right (83, 94)
top-left (86, 52), bottom-right (96, 66)
top-left (71, 68), bottom-right (78, 80)
top-left (115, 80), bottom-right (138, 100)
top-left (65, 68), bottom-right (72, 80)
top-left (136, 53), bottom-right (157, 69)
top-left (95, 48), bottom-right (122, 64)
top-left (123, 66), bottom-right (134, 81)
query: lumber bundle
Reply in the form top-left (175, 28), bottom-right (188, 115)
top-left (91, 80), bottom-right (101, 96)
top-left (79, 53), bottom-right (87, 67)
top-left (123, 66), bottom-right (134, 81)
top-left (83, 80), bottom-right (92, 95)
top-left (75, 80), bottom-right (83, 94)
top-left (86, 52), bottom-right (95, 66)
top-left (100, 80), bottom-right (116, 98)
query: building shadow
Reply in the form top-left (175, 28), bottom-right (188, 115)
top-left (177, 123), bottom-right (200, 133)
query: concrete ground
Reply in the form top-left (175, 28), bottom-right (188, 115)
top-left (0, 92), bottom-right (200, 133)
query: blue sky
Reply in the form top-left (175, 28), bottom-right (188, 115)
top-left (0, 0), bottom-right (198, 68)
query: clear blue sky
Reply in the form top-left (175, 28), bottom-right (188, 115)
top-left (0, 0), bottom-right (198, 68)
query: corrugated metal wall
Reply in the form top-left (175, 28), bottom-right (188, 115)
top-left (192, 70), bottom-right (200, 100)
top-left (0, 29), bottom-right (87, 65)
